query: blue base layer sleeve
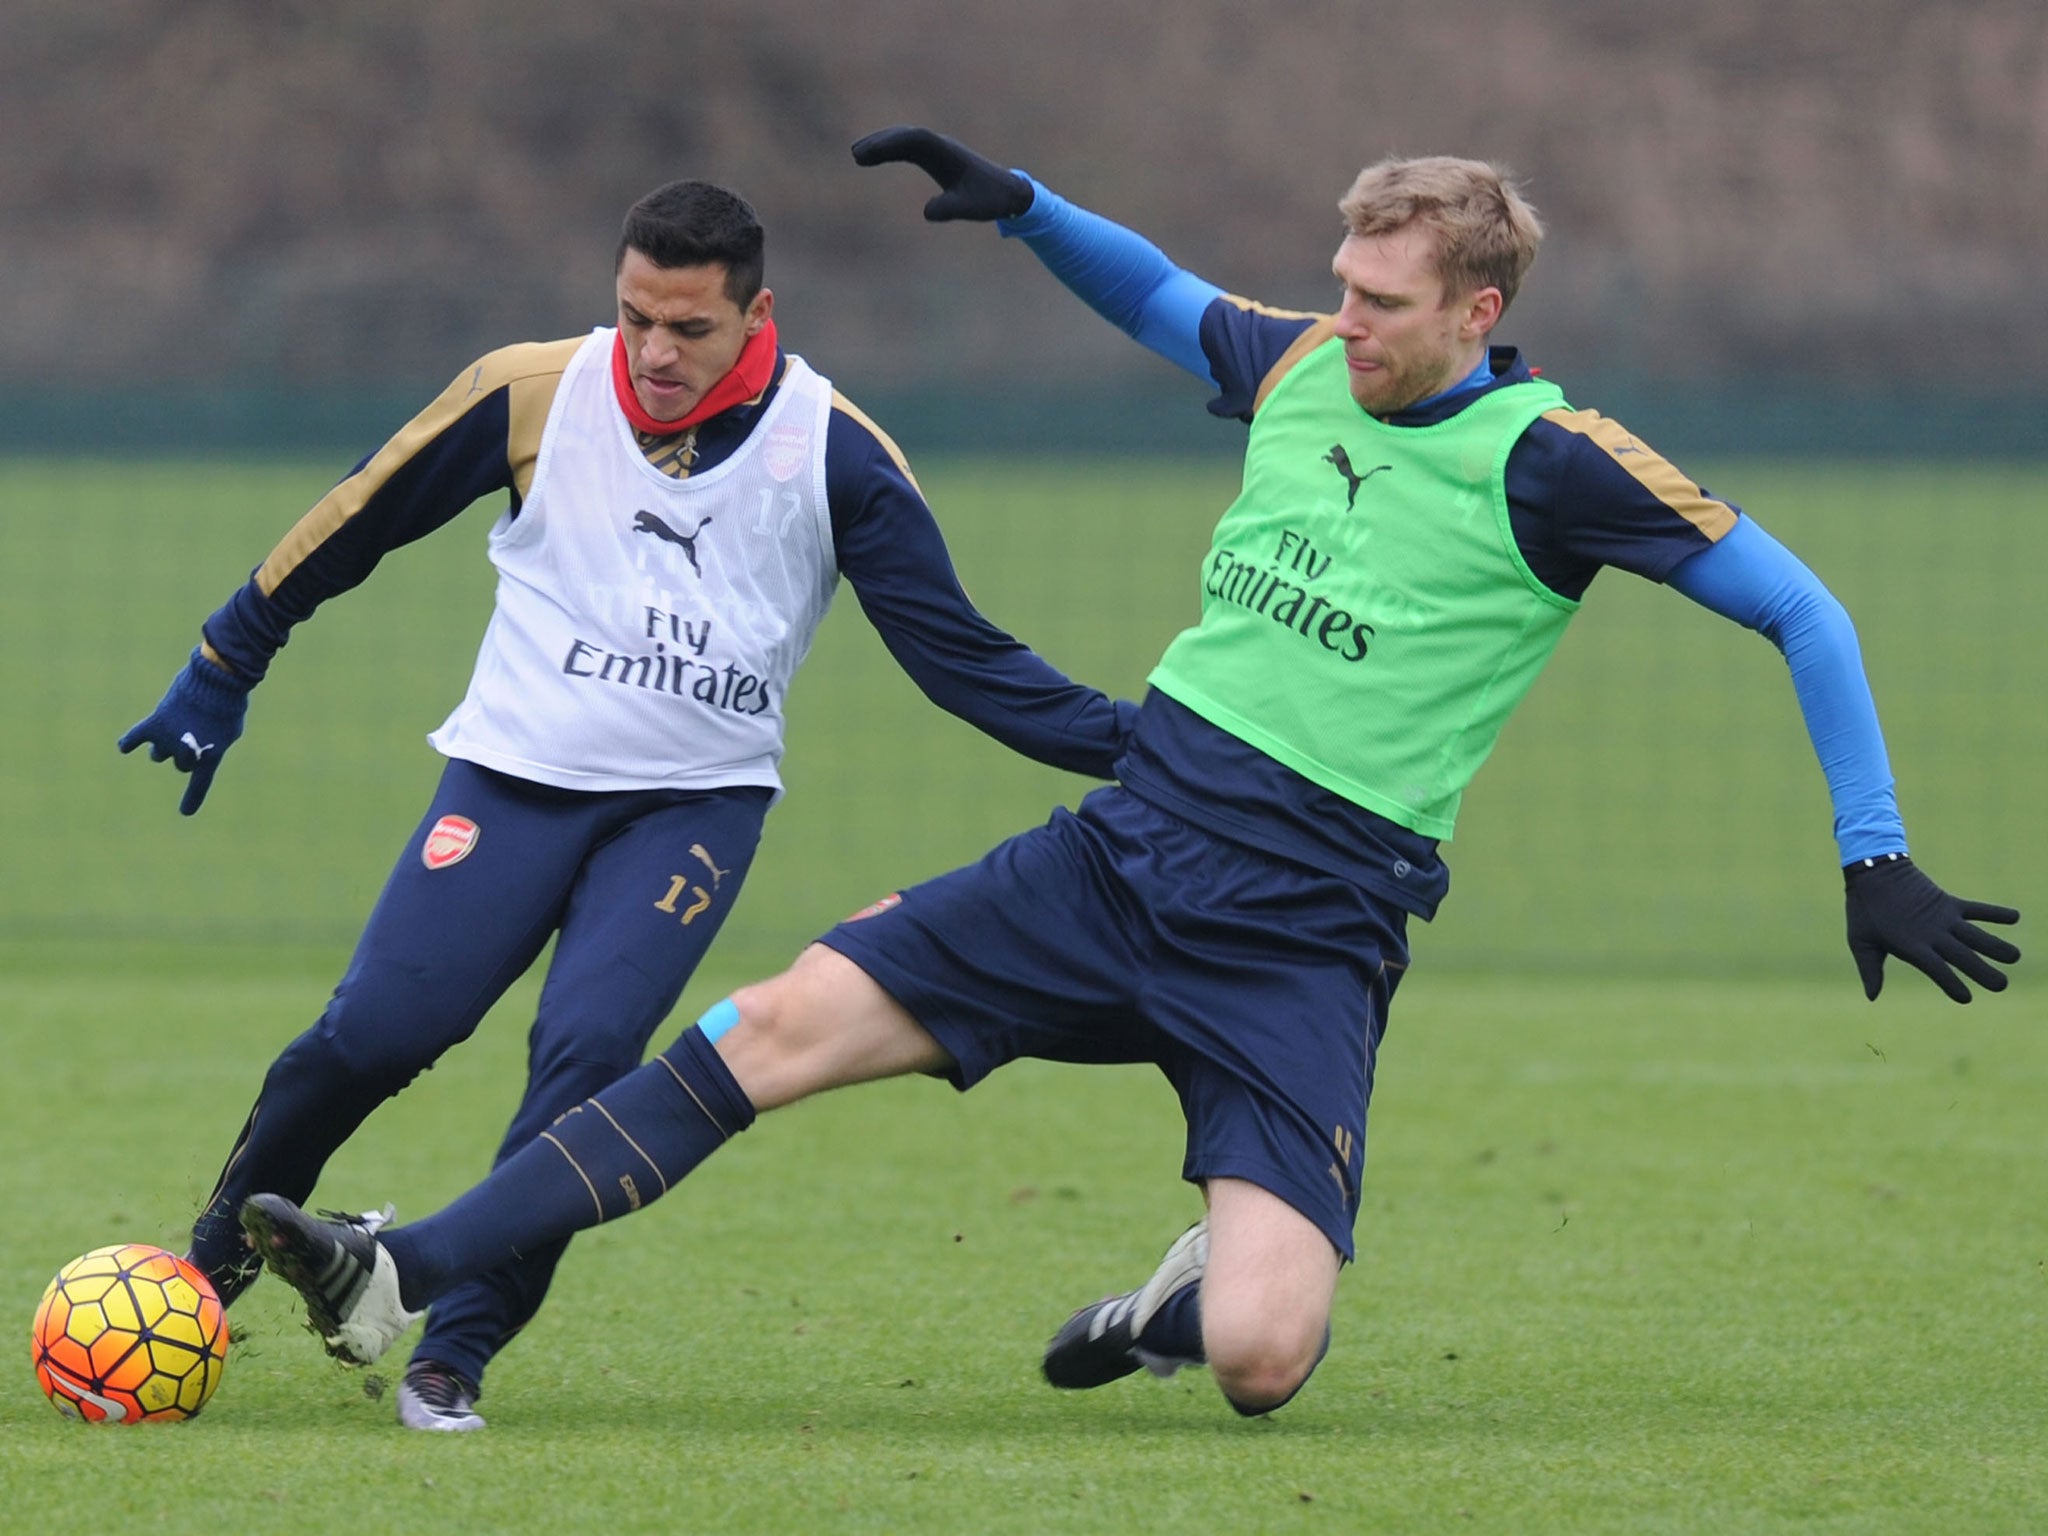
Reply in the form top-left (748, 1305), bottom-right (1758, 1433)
top-left (1666, 516), bottom-right (1908, 863)
top-left (999, 177), bottom-right (1223, 384)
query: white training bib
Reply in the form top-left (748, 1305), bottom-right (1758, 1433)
top-left (429, 327), bottom-right (838, 796)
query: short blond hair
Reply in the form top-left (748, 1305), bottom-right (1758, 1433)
top-left (1339, 156), bottom-right (1544, 312)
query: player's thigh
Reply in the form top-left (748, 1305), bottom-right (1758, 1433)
top-left (813, 799), bottom-right (1152, 1090)
top-left (328, 762), bottom-right (602, 1054)
top-left (537, 786), bottom-right (772, 1060)
top-left (1152, 847), bottom-right (1405, 1261)
top-left (1201, 1175), bottom-right (1342, 1374)
top-left (720, 942), bottom-right (953, 1110)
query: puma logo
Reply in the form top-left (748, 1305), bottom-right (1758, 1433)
top-left (632, 511), bottom-right (713, 577)
top-left (179, 731), bottom-right (214, 760)
top-left (690, 843), bottom-right (732, 888)
top-left (1323, 445), bottom-right (1393, 510)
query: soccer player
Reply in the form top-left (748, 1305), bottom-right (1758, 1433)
top-left (118, 178), bottom-right (1136, 1432)
top-left (237, 130), bottom-right (2021, 1421)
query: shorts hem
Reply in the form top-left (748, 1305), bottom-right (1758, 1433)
top-left (814, 929), bottom-right (979, 1091)
top-left (1184, 1159), bottom-right (1356, 1263)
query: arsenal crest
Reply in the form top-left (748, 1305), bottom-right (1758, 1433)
top-left (844, 892), bottom-right (902, 922)
top-left (422, 814), bottom-right (480, 871)
top-left (762, 423), bottom-right (809, 483)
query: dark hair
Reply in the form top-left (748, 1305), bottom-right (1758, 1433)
top-left (615, 180), bottom-right (766, 306)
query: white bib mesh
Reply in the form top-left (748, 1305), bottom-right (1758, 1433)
top-left (429, 328), bottom-right (838, 796)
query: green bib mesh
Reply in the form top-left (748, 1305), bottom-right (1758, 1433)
top-left (1148, 339), bottom-right (1577, 838)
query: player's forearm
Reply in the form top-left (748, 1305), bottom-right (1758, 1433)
top-left (863, 594), bottom-right (1128, 779)
top-left (998, 177), bottom-right (1222, 382)
top-left (1666, 517), bottom-right (1906, 862)
top-left (198, 384), bottom-right (517, 682)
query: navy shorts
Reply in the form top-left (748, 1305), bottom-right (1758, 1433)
top-left (819, 787), bottom-right (1408, 1259)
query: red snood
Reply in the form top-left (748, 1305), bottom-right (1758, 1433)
top-left (610, 318), bottom-right (779, 434)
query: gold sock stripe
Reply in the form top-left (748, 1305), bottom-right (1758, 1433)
top-left (540, 1131), bottom-right (605, 1222)
top-left (199, 1104), bottom-right (260, 1214)
top-left (655, 1054), bottom-right (730, 1139)
top-left (586, 1099), bottom-right (671, 1196)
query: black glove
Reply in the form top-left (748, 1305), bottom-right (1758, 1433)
top-left (118, 648), bottom-right (254, 815)
top-left (1843, 853), bottom-right (2021, 1003)
top-left (850, 126), bottom-right (1034, 223)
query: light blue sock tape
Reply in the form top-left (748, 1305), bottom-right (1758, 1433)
top-left (695, 997), bottom-right (741, 1044)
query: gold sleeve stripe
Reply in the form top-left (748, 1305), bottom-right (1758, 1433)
top-left (831, 390), bottom-right (923, 497)
top-left (1217, 293), bottom-right (1324, 322)
top-left (1538, 407), bottom-right (1738, 541)
top-left (504, 337), bottom-right (584, 499)
top-left (254, 337), bottom-right (584, 597)
top-left (1252, 316), bottom-right (1340, 416)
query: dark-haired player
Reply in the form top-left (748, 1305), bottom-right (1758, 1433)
top-left (119, 177), bottom-right (1134, 1431)
top-left (240, 131), bottom-right (2019, 1423)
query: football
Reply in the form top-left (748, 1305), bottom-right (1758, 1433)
top-left (31, 1244), bottom-right (229, 1423)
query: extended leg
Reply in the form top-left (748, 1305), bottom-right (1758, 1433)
top-left (242, 944), bottom-right (951, 1363)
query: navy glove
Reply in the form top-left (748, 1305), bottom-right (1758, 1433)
top-left (1843, 853), bottom-right (2021, 1003)
top-left (850, 126), bottom-right (1034, 222)
top-left (118, 648), bottom-right (254, 816)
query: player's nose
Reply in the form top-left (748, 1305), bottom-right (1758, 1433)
top-left (1333, 298), bottom-right (1372, 341)
top-left (638, 333), bottom-right (678, 371)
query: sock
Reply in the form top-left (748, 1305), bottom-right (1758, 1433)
top-left (189, 1027), bottom-right (400, 1304)
top-left (382, 1017), bottom-right (754, 1311)
top-left (1136, 1285), bottom-right (1206, 1362)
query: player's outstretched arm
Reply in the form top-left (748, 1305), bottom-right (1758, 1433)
top-left (825, 401), bottom-right (1135, 780)
top-left (853, 125), bottom-right (1223, 382)
top-left (1666, 517), bottom-right (2020, 1002)
top-left (116, 347), bottom-right (549, 814)
top-left (117, 647), bottom-right (255, 815)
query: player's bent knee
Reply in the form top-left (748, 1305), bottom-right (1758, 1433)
top-left (717, 968), bottom-right (845, 1107)
top-left (317, 977), bottom-right (476, 1085)
top-left (1204, 1313), bottom-right (1331, 1415)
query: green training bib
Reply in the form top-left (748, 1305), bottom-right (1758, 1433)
top-left (1149, 338), bottom-right (1577, 839)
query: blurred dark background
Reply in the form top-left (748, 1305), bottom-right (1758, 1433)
top-left (2, 4), bottom-right (2040, 981)
top-left (6, 1), bottom-right (2045, 455)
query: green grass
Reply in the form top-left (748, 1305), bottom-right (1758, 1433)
top-left (3, 963), bottom-right (2044, 1532)
top-left (1, 454), bottom-right (2043, 1530)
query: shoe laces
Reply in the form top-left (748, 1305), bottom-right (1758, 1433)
top-left (313, 1205), bottom-right (394, 1236)
top-left (405, 1362), bottom-right (477, 1411)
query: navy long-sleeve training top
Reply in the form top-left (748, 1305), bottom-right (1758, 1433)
top-left (198, 338), bottom-right (1133, 782)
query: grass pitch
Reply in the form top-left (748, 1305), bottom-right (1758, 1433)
top-left (2, 453), bottom-right (2043, 1531)
top-left (4, 960), bottom-right (2044, 1533)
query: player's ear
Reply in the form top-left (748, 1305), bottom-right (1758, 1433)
top-left (745, 287), bottom-right (774, 333)
top-left (1459, 285), bottom-right (1503, 341)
